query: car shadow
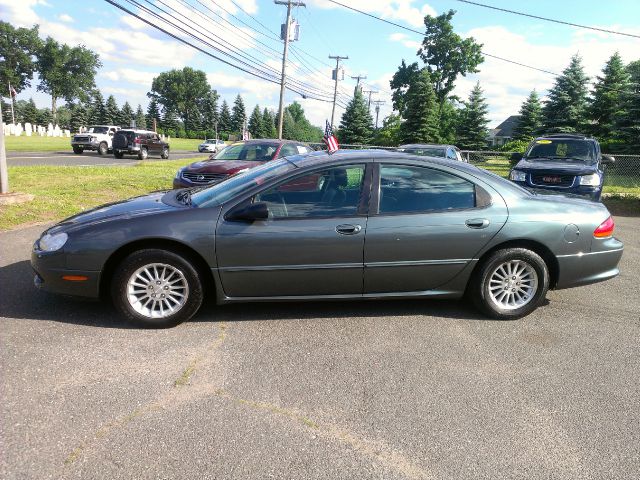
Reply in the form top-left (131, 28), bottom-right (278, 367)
top-left (2, 259), bottom-right (497, 329)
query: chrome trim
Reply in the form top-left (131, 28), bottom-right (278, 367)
top-left (556, 248), bottom-right (624, 258)
top-left (529, 173), bottom-right (576, 189)
top-left (218, 262), bottom-right (361, 272)
top-left (365, 259), bottom-right (470, 268)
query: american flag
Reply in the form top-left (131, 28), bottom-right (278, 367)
top-left (323, 120), bottom-right (339, 154)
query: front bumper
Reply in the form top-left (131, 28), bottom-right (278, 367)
top-left (555, 237), bottom-right (624, 289)
top-left (512, 179), bottom-right (603, 200)
top-left (31, 249), bottom-right (100, 299)
top-left (71, 140), bottom-right (100, 150)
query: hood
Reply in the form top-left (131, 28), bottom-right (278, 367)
top-left (183, 159), bottom-right (263, 174)
top-left (515, 158), bottom-right (597, 175)
top-left (48, 191), bottom-right (179, 234)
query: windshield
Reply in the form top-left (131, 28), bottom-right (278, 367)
top-left (204, 139), bottom-right (216, 144)
top-left (213, 143), bottom-right (278, 162)
top-left (87, 126), bottom-right (109, 134)
top-left (403, 147), bottom-right (446, 157)
top-left (525, 139), bottom-right (596, 163)
top-left (190, 159), bottom-right (296, 207)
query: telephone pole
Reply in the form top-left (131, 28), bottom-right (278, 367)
top-left (0, 102), bottom-right (8, 193)
top-left (373, 100), bottom-right (386, 129)
top-left (329, 55), bottom-right (348, 127)
top-left (363, 89), bottom-right (378, 112)
top-left (275, 0), bottom-right (306, 140)
top-left (350, 74), bottom-right (367, 91)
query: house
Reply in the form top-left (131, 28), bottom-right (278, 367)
top-left (488, 115), bottom-right (521, 147)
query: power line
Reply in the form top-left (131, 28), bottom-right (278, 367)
top-left (455, 0), bottom-right (640, 40)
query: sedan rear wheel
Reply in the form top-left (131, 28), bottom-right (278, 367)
top-left (470, 248), bottom-right (549, 320)
top-left (111, 249), bottom-right (203, 328)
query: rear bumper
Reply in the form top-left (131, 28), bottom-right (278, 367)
top-left (31, 250), bottom-right (100, 298)
top-left (555, 239), bottom-right (623, 289)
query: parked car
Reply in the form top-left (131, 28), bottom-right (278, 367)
top-left (198, 139), bottom-right (226, 153)
top-left (32, 150), bottom-right (623, 328)
top-left (398, 144), bottom-right (465, 162)
top-left (508, 134), bottom-right (614, 200)
top-left (71, 125), bottom-right (120, 155)
top-left (112, 130), bottom-right (170, 160)
top-left (173, 139), bottom-right (312, 189)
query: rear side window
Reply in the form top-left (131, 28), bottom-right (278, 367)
top-left (379, 165), bottom-right (476, 214)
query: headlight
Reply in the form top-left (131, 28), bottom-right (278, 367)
top-left (509, 170), bottom-right (526, 182)
top-left (175, 168), bottom-right (184, 179)
top-left (579, 173), bottom-right (601, 186)
top-left (39, 232), bottom-right (68, 252)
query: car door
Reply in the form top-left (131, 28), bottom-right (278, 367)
top-left (363, 162), bottom-right (508, 294)
top-left (216, 163), bottom-right (372, 298)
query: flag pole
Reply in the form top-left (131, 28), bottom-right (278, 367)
top-left (7, 81), bottom-right (15, 125)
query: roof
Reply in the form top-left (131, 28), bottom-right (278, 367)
top-left (398, 144), bottom-right (451, 150)
top-left (492, 115), bottom-right (521, 138)
top-left (231, 139), bottom-right (305, 146)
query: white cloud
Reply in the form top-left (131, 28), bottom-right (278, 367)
top-left (57, 13), bottom-right (73, 23)
top-left (388, 32), bottom-right (422, 50)
top-left (207, 71), bottom-right (281, 100)
top-left (100, 68), bottom-right (158, 88)
top-left (310, 0), bottom-right (436, 28)
top-left (0, 0), bottom-right (48, 25)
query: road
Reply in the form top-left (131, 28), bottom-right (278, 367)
top-left (6, 150), bottom-right (207, 166)
top-left (1, 217), bottom-right (638, 479)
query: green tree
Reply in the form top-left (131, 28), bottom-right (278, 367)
top-left (105, 95), bottom-right (119, 125)
top-left (56, 105), bottom-right (72, 129)
top-left (22, 98), bottom-right (38, 125)
top-left (36, 37), bottom-right (101, 121)
top-left (218, 100), bottom-right (232, 135)
top-left (37, 107), bottom-right (53, 126)
top-left (589, 52), bottom-right (630, 140)
top-left (135, 104), bottom-right (146, 129)
top-left (248, 105), bottom-right (265, 138)
top-left (69, 103), bottom-right (88, 133)
top-left (281, 101), bottom-right (322, 141)
top-left (119, 101), bottom-right (134, 127)
top-left (161, 105), bottom-right (179, 134)
top-left (231, 94), bottom-right (246, 134)
top-left (400, 69), bottom-right (439, 144)
top-left (89, 90), bottom-right (106, 125)
top-left (146, 97), bottom-right (161, 130)
top-left (339, 89), bottom-right (374, 144)
top-left (148, 67), bottom-right (210, 131)
top-left (262, 108), bottom-right (277, 138)
top-left (373, 113), bottom-right (402, 146)
top-left (542, 54), bottom-right (590, 133)
top-left (438, 99), bottom-right (459, 143)
top-left (0, 22), bottom-right (41, 94)
top-left (616, 60), bottom-right (640, 151)
top-left (456, 82), bottom-right (489, 150)
top-left (417, 10), bottom-right (484, 111)
top-left (513, 90), bottom-right (542, 140)
top-left (390, 60), bottom-right (421, 117)
top-left (201, 90), bottom-right (219, 133)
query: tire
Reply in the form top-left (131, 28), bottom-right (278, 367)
top-left (98, 142), bottom-right (108, 155)
top-left (138, 147), bottom-right (148, 160)
top-left (114, 151), bottom-right (124, 159)
top-left (469, 248), bottom-right (549, 320)
top-left (72, 146), bottom-right (83, 154)
top-left (111, 249), bottom-right (203, 328)
top-left (161, 147), bottom-right (169, 159)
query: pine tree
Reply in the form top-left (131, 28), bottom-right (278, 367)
top-left (262, 108), bottom-right (277, 138)
top-left (69, 103), bottom-right (88, 133)
top-left (456, 82), bottom-right (489, 150)
top-left (248, 105), bottom-right (265, 138)
top-left (105, 95), bottom-right (119, 125)
top-left (22, 97), bottom-right (38, 125)
top-left (119, 101), bottom-right (134, 128)
top-left (135, 104), bottom-right (146, 129)
top-left (146, 97), bottom-right (161, 131)
top-left (230, 94), bottom-right (246, 134)
top-left (218, 100), bottom-right (232, 135)
top-left (542, 54), bottom-right (590, 133)
top-left (400, 69), bottom-right (439, 144)
top-left (201, 90), bottom-right (219, 133)
top-left (161, 105), bottom-right (179, 133)
top-left (589, 52), bottom-right (630, 141)
top-left (616, 60), bottom-right (640, 151)
top-left (513, 90), bottom-right (542, 140)
top-left (339, 88), bottom-right (374, 145)
top-left (37, 107), bottom-right (53, 126)
top-left (89, 90), bottom-right (106, 125)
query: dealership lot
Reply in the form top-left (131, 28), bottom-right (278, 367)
top-left (1, 218), bottom-right (638, 479)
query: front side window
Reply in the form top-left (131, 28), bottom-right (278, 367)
top-left (278, 144), bottom-right (300, 158)
top-left (379, 165), bottom-right (476, 214)
top-left (254, 165), bottom-right (366, 218)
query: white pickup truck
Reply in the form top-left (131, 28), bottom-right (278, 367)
top-left (71, 125), bottom-right (120, 155)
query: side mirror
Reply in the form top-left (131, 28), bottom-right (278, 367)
top-left (510, 152), bottom-right (523, 163)
top-left (601, 155), bottom-right (615, 165)
top-left (226, 202), bottom-right (269, 222)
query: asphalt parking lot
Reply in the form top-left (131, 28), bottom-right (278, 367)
top-left (1, 217), bottom-right (638, 479)
top-left (6, 150), bottom-right (206, 167)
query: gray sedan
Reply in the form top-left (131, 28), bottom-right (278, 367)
top-left (31, 150), bottom-right (623, 328)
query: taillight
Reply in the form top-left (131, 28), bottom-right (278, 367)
top-left (134, 137), bottom-right (141, 144)
top-left (594, 216), bottom-right (614, 238)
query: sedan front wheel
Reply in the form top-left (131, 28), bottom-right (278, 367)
top-left (111, 249), bottom-right (203, 328)
top-left (470, 248), bottom-right (549, 320)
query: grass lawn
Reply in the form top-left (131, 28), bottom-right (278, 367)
top-left (4, 135), bottom-right (203, 152)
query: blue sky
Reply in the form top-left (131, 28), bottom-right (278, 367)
top-left (2, 0), bottom-right (640, 128)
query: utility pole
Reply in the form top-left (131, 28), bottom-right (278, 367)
top-left (373, 100), bottom-right (386, 129)
top-left (0, 102), bottom-right (8, 193)
top-left (363, 89), bottom-right (378, 112)
top-left (275, 0), bottom-right (306, 140)
top-left (350, 74), bottom-right (367, 91)
top-left (329, 55), bottom-right (348, 127)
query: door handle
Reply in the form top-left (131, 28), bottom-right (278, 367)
top-left (336, 224), bottom-right (362, 235)
top-left (465, 218), bottom-right (490, 229)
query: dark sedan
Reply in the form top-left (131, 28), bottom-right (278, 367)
top-left (32, 150), bottom-right (623, 328)
top-left (174, 139), bottom-right (313, 189)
